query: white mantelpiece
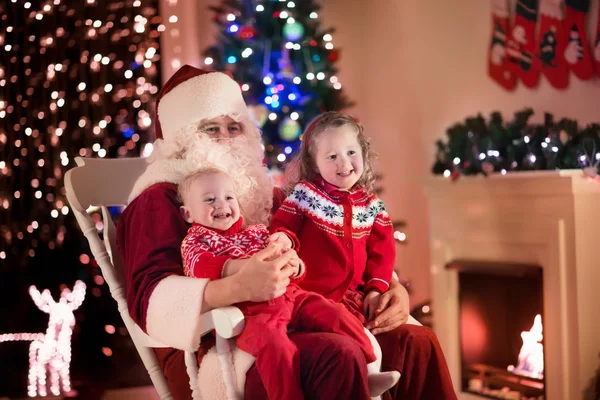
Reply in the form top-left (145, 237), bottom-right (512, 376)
top-left (425, 171), bottom-right (600, 400)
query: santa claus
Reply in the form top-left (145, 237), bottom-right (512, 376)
top-left (117, 65), bottom-right (456, 400)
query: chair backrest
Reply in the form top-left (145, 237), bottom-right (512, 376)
top-left (65, 157), bottom-right (173, 398)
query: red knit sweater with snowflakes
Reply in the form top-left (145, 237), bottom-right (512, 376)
top-left (270, 176), bottom-right (395, 303)
top-left (181, 217), bottom-right (301, 282)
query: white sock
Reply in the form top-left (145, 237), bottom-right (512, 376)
top-left (367, 362), bottom-right (401, 397)
top-left (363, 327), bottom-right (400, 397)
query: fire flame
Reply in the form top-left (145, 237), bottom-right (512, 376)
top-left (507, 314), bottom-right (544, 379)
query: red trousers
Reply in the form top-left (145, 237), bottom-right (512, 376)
top-left (155, 324), bottom-right (456, 400)
top-left (155, 290), bottom-right (457, 400)
top-left (236, 285), bottom-right (376, 400)
top-left (342, 289), bottom-right (370, 323)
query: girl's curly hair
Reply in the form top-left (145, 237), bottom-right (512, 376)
top-left (284, 111), bottom-right (378, 193)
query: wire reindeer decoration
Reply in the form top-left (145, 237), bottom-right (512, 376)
top-left (0, 280), bottom-right (86, 397)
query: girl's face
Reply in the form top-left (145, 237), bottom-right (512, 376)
top-left (313, 125), bottom-right (364, 190)
top-left (199, 116), bottom-right (243, 142)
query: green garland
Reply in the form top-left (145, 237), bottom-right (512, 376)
top-left (431, 109), bottom-right (600, 178)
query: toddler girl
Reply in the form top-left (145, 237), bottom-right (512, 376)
top-left (271, 111), bottom-right (396, 328)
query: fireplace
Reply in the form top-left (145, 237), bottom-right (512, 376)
top-left (451, 260), bottom-right (544, 399)
top-left (425, 171), bottom-right (600, 400)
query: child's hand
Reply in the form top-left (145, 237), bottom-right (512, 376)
top-left (285, 256), bottom-right (300, 278)
top-left (363, 290), bottom-right (382, 322)
top-left (268, 232), bottom-right (293, 251)
top-left (285, 254), bottom-right (304, 278)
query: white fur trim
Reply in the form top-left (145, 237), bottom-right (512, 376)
top-left (158, 73), bottom-right (250, 142)
top-left (198, 344), bottom-right (255, 400)
top-left (232, 346), bottom-right (256, 395)
top-left (146, 275), bottom-right (209, 352)
top-left (128, 158), bottom-right (191, 202)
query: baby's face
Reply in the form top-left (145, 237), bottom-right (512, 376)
top-left (181, 171), bottom-right (240, 231)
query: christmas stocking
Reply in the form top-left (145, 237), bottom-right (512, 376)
top-left (563, 0), bottom-right (594, 80)
top-left (594, 3), bottom-right (600, 76)
top-left (488, 0), bottom-right (517, 90)
top-left (506, 0), bottom-right (540, 88)
top-left (536, 0), bottom-right (569, 88)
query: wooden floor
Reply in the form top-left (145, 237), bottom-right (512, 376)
top-left (0, 386), bottom-right (160, 400)
top-left (102, 386), bottom-right (159, 399)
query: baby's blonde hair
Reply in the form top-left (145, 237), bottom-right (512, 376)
top-left (177, 167), bottom-right (229, 205)
top-left (284, 111), bottom-right (378, 193)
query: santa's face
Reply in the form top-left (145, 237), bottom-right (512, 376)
top-left (177, 115), bottom-right (274, 226)
top-left (180, 171), bottom-right (241, 231)
top-left (198, 116), bottom-right (243, 142)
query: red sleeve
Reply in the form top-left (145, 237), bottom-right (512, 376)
top-left (270, 184), bottom-right (306, 239)
top-left (364, 199), bottom-right (395, 293)
top-left (273, 227), bottom-right (301, 250)
top-left (272, 186), bottom-right (288, 215)
top-left (181, 232), bottom-right (229, 280)
top-left (116, 182), bottom-right (188, 331)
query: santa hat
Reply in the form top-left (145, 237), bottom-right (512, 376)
top-left (155, 65), bottom-right (252, 142)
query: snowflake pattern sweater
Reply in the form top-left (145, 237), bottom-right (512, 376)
top-left (270, 176), bottom-right (395, 302)
top-left (181, 217), bottom-right (301, 282)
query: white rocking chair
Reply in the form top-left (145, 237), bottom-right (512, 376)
top-left (65, 156), bottom-right (245, 399)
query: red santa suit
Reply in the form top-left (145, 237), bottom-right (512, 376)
top-left (181, 218), bottom-right (377, 400)
top-left (270, 176), bottom-right (395, 323)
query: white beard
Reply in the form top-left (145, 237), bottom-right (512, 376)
top-left (128, 125), bottom-right (274, 227)
top-left (184, 134), bottom-right (274, 226)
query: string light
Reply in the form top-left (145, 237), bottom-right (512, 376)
top-left (0, 0), bottom-right (160, 265)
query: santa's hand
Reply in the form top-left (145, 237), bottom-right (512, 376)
top-left (263, 241), bottom-right (285, 261)
top-left (235, 245), bottom-right (297, 302)
top-left (268, 232), bottom-right (293, 250)
top-left (366, 280), bottom-right (410, 335)
top-left (363, 290), bottom-right (381, 322)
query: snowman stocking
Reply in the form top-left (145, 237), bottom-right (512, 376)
top-left (594, 3), bottom-right (600, 76)
top-left (563, 0), bottom-right (594, 80)
top-left (506, 0), bottom-right (540, 88)
top-left (489, 0), bottom-right (517, 90)
top-left (536, 0), bottom-right (569, 88)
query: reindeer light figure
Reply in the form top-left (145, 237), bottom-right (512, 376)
top-left (0, 280), bottom-right (86, 397)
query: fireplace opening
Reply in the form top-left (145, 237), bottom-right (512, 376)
top-left (448, 260), bottom-right (545, 399)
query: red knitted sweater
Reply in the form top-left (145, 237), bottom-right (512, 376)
top-left (270, 176), bottom-right (395, 302)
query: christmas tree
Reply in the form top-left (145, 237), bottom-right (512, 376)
top-left (202, 0), bottom-right (353, 181)
top-left (0, 0), bottom-right (159, 395)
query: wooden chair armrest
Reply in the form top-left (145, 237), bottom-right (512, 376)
top-left (132, 306), bottom-right (245, 351)
top-left (208, 306), bottom-right (245, 339)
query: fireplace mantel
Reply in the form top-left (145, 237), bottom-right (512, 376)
top-left (425, 170), bottom-right (600, 400)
